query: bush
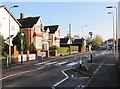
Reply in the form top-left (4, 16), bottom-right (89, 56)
top-left (12, 31), bottom-right (28, 53)
top-left (29, 43), bottom-right (36, 53)
top-left (49, 46), bottom-right (58, 50)
top-left (41, 49), bottom-right (47, 52)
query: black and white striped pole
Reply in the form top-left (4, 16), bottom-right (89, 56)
top-left (89, 32), bottom-right (93, 63)
top-left (79, 57), bottom-right (82, 69)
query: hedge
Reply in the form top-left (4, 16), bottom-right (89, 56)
top-left (71, 46), bottom-right (78, 51)
top-left (57, 47), bottom-right (69, 54)
top-left (57, 46), bottom-right (78, 54)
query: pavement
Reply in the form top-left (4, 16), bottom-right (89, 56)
top-left (83, 54), bottom-right (120, 89)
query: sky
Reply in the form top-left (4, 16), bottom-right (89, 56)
top-left (0, 1), bottom-right (118, 41)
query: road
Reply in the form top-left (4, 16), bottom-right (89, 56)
top-left (2, 50), bottom-right (107, 89)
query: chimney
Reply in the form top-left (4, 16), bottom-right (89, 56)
top-left (20, 13), bottom-right (24, 19)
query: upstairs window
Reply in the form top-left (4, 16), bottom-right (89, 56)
top-left (35, 25), bottom-right (40, 33)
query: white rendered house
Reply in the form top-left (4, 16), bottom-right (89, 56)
top-left (0, 5), bottom-right (21, 46)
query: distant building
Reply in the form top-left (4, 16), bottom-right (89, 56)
top-left (44, 25), bottom-right (61, 47)
top-left (72, 38), bottom-right (85, 52)
top-left (60, 38), bottom-right (71, 47)
top-left (0, 5), bottom-right (21, 46)
top-left (73, 38), bottom-right (85, 46)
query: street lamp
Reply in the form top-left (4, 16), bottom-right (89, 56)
top-left (9, 5), bottom-right (19, 66)
top-left (108, 11), bottom-right (115, 54)
top-left (82, 25), bottom-right (87, 38)
top-left (20, 32), bottom-right (24, 65)
top-left (106, 6), bottom-right (118, 60)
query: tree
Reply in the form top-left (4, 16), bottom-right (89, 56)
top-left (92, 35), bottom-right (103, 47)
top-left (0, 34), bottom-right (7, 57)
top-left (12, 31), bottom-right (28, 53)
top-left (0, 34), bottom-right (4, 51)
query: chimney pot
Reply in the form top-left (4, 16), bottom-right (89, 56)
top-left (20, 13), bottom-right (24, 19)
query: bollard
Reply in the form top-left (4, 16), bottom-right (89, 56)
top-left (7, 56), bottom-right (9, 67)
top-left (90, 53), bottom-right (92, 63)
top-left (79, 58), bottom-right (82, 69)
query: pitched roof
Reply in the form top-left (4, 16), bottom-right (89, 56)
top-left (0, 5), bottom-right (21, 26)
top-left (60, 38), bottom-right (69, 44)
top-left (73, 39), bottom-right (83, 44)
top-left (18, 17), bottom-right (40, 28)
top-left (44, 25), bottom-right (59, 34)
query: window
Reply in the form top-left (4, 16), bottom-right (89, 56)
top-left (35, 25), bottom-right (40, 33)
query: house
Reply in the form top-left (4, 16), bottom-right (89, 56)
top-left (0, 5), bottom-right (21, 46)
top-left (18, 13), bottom-right (50, 50)
top-left (73, 38), bottom-right (85, 45)
top-left (60, 38), bottom-right (71, 47)
top-left (44, 25), bottom-right (61, 47)
top-left (72, 38), bottom-right (85, 52)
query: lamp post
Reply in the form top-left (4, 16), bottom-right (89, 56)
top-left (20, 33), bottom-right (24, 65)
top-left (106, 6), bottom-right (118, 60)
top-left (9, 5), bottom-right (19, 66)
top-left (108, 12), bottom-right (115, 54)
top-left (82, 25), bottom-right (87, 38)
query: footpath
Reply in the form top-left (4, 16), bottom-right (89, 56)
top-left (84, 54), bottom-right (120, 89)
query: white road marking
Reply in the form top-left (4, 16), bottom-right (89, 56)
top-left (80, 77), bottom-right (89, 79)
top-left (55, 61), bottom-right (68, 66)
top-left (67, 62), bottom-right (78, 67)
top-left (45, 62), bottom-right (57, 66)
top-left (53, 67), bottom-right (72, 88)
top-left (0, 74), bottom-right (14, 80)
top-left (34, 60), bottom-right (53, 65)
top-left (1, 66), bottom-right (46, 80)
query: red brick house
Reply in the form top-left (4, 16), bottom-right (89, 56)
top-left (18, 13), bottom-right (49, 50)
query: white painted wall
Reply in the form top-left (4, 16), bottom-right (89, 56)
top-left (18, 55), bottom-right (27, 62)
top-left (0, 7), bottom-right (20, 43)
top-left (34, 18), bottom-right (44, 33)
top-left (67, 38), bottom-right (71, 44)
top-left (34, 37), bottom-right (42, 49)
top-left (29, 54), bottom-right (36, 60)
top-left (38, 51), bottom-right (46, 57)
